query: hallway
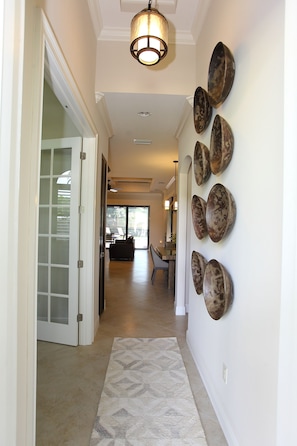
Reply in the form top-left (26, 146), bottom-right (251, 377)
top-left (36, 250), bottom-right (227, 445)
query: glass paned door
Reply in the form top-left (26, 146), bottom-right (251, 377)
top-left (128, 206), bottom-right (149, 249)
top-left (37, 138), bottom-right (81, 346)
top-left (106, 206), bottom-right (149, 249)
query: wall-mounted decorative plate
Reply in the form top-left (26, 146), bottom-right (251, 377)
top-left (203, 259), bottom-right (233, 320)
top-left (210, 115), bottom-right (234, 175)
top-left (194, 141), bottom-right (211, 186)
top-left (193, 86), bottom-right (212, 133)
top-left (191, 251), bottom-right (207, 295)
top-left (208, 42), bottom-right (235, 108)
top-left (191, 195), bottom-right (208, 239)
top-left (206, 184), bottom-right (236, 242)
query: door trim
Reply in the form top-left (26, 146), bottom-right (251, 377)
top-left (79, 137), bottom-right (98, 344)
top-left (41, 12), bottom-right (98, 346)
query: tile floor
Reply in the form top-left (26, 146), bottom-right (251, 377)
top-left (36, 249), bottom-right (227, 446)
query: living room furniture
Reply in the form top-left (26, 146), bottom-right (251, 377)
top-left (109, 238), bottom-right (135, 261)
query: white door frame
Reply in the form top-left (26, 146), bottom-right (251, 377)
top-left (42, 11), bottom-right (98, 346)
top-left (3, 7), bottom-right (99, 446)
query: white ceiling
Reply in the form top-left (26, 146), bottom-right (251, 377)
top-left (88, 0), bottom-right (204, 195)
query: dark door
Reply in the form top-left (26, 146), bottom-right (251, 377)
top-left (99, 155), bottom-right (107, 315)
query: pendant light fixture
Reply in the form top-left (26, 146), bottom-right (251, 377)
top-left (164, 199), bottom-right (170, 210)
top-left (130, 0), bottom-right (169, 66)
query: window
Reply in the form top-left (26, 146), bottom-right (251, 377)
top-left (106, 205), bottom-right (149, 249)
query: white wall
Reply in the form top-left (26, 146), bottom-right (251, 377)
top-left (179, 0), bottom-right (285, 444)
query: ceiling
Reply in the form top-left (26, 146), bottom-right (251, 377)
top-left (88, 0), bottom-right (204, 195)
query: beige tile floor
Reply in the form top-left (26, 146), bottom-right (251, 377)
top-left (36, 250), bottom-right (227, 446)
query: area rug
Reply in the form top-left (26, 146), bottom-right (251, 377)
top-left (90, 337), bottom-right (207, 445)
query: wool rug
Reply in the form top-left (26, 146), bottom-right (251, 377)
top-left (90, 337), bottom-right (207, 445)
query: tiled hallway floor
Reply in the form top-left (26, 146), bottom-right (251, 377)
top-left (36, 250), bottom-right (227, 445)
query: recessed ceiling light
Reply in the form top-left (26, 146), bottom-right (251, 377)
top-left (137, 111), bottom-right (151, 118)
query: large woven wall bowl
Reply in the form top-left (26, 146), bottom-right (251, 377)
top-left (193, 86), bottom-right (213, 134)
top-left (191, 251), bottom-right (207, 295)
top-left (208, 42), bottom-right (235, 108)
top-left (210, 115), bottom-right (234, 175)
top-left (191, 195), bottom-right (208, 239)
top-left (194, 141), bottom-right (211, 186)
top-left (206, 184), bottom-right (236, 242)
top-left (203, 259), bottom-right (233, 320)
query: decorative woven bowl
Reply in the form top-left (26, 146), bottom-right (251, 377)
top-left (206, 184), bottom-right (236, 242)
top-left (191, 195), bottom-right (208, 239)
top-left (203, 259), bottom-right (233, 320)
top-left (208, 42), bottom-right (235, 108)
top-left (210, 115), bottom-right (234, 175)
top-left (194, 141), bottom-right (211, 186)
top-left (193, 86), bottom-right (213, 134)
top-left (191, 251), bottom-right (207, 295)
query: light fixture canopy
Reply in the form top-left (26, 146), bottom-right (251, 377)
top-left (130, 0), bottom-right (168, 66)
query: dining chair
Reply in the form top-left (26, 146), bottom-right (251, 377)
top-left (150, 244), bottom-right (169, 284)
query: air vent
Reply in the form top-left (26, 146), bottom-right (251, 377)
top-left (111, 177), bottom-right (152, 193)
top-left (133, 139), bottom-right (152, 145)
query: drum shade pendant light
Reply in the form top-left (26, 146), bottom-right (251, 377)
top-left (130, 0), bottom-right (168, 66)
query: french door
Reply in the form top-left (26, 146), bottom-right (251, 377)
top-left (37, 138), bottom-right (82, 346)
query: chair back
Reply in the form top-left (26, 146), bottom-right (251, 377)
top-left (150, 244), bottom-right (168, 268)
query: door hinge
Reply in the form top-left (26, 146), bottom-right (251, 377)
top-left (77, 260), bottom-right (84, 268)
top-left (80, 151), bottom-right (86, 160)
top-left (77, 313), bottom-right (83, 322)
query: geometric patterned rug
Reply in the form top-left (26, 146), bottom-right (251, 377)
top-left (90, 337), bottom-right (207, 445)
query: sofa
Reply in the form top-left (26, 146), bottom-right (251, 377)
top-left (109, 237), bottom-right (135, 261)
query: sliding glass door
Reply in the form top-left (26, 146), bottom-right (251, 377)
top-left (106, 205), bottom-right (149, 249)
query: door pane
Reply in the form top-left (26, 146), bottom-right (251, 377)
top-left (106, 206), bottom-right (127, 240)
top-left (51, 237), bottom-right (69, 265)
top-left (51, 207), bottom-right (70, 235)
top-left (52, 182), bottom-right (71, 205)
top-left (38, 236), bottom-right (48, 263)
top-left (51, 267), bottom-right (69, 295)
top-left (39, 208), bottom-right (49, 234)
top-left (39, 179), bottom-right (50, 204)
top-left (128, 206), bottom-right (149, 249)
top-left (50, 296), bottom-right (68, 324)
top-left (40, 149), bottom-right (51, 175)
top-left (37, 294), bottom-right (48, 321)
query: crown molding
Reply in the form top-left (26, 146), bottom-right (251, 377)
top-left (98, 27), bottom-right (195, 45)
top-left (95, 92), bottom-right (114, 138)
top-left (175, 96), bottom-right (193, 139)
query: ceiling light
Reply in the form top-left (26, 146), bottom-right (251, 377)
top-left (108, 181), bottom-right (118, 193)
top-left (137, 111), bottom-right (151, 118)
top-left (130, 0), bottom-right (168, 66)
